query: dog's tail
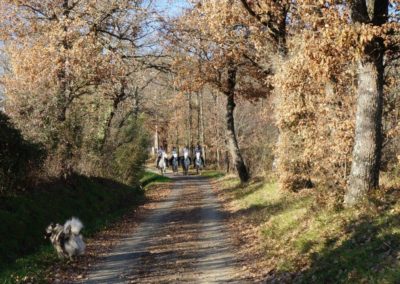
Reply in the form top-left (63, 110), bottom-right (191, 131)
top-left (64, 217), bottom-right (84, 235)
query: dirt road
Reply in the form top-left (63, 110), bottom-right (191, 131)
top-left (80, 173), bottom-right (241, 283)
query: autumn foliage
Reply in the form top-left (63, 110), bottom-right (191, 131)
top-left (166, 0), bottom-right (400, 205)
top-left (0, 0), bottom-right (399, 204)
top-left (0, 0), bottom-right (151, 186)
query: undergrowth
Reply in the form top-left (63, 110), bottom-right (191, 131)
top-left (219, 174), bottom-right (400, 283)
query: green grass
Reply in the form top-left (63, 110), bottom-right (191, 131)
top-left (0, 247), bottom-right (59, 283)
top-left (140, 171), bottom-right (172, 188)
top-left (201, 170), bottom-right (225, 179)
top-left (0, 174), bottom-right (154, 283)
top-left (220, 175), bottom-right (400, 283)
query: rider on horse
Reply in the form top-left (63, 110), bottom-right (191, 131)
top-left (182, 146), bottom-right (191, 175)
top-left (170, 146), bottom-right (179, 172)
top-left (171, 147), bottom-right (178, 159)
top-left (194, 143), bottom-right (205, 174)
top-left (183, 146), bottom-right (190, 158)
top-left (194, 143), bottom-right (204, 166)
top-left (156, 146), bottom-right (165, 168)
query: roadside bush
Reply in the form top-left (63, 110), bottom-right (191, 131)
top-left (103, 116), bottom-right (150, 186)
top-left (0, 175), bottom-right (144, 267)
top-left (0, 112), bottom-right (45, 193)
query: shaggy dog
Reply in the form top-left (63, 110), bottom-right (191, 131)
top-left (45, 217), bottom-right (85, 260)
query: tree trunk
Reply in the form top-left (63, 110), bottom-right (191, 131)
top-left (224, 65), bottom-right (250, 183)
top-left (57, 0), bottom-right (72, 122)
top-left (344, 0), bottom-right (387, 206)
top-left (101, 82), bottom-right (126, 152)
top-left (196, 92), bottom-right (201, 144)
top-left (213, 93), bottom-right (220, 169)
top-left (217, 148), bottom-right (220, 169)
top-left (101, 103), bottom-right (117, 151)
top-left (199, 91), bottom-right (206, 164)
top-left (175, 108), bottom-right (179, 149)
top-left (188, 93), bottom-right (193, 152)
top-left (345, 40), bottom-right (385, 206)
top-left (56, 0), bottom-right (73, 178)
top-left (133, 86), bottom-right (140, 120)
top-left (225, 139), bottom-right (230, 173)
top-left (154, 124), bottom-right (159, 155)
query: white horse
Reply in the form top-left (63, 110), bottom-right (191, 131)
top-left (194, 152), bottom-right (203, 174)
top-left (158, 151), bottom-right (167, 175)
top-left (182, 151), bottom-right (191, 176)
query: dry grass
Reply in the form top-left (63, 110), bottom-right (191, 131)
top-left (213, 173), bottom-right (400, 283)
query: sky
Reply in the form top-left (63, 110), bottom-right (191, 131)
top-left (152, 0), bottom-right (191, 17)
top-left (135, 0), bottom-right (191, 55)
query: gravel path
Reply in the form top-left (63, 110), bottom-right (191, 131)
top-left (80, 174), bottom-right (241, 283)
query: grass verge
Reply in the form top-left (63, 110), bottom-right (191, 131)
top-left (217, 175), bottom-right (400, 283)
top-left (140, 171), bottom-right (172, 188)
top-left (0, 172), bottom-right (167, 283)
top-left (201, 170), bottom-right (225, 179)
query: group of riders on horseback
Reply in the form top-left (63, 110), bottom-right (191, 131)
top-left (156, 144), bottom-right (205, 176)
